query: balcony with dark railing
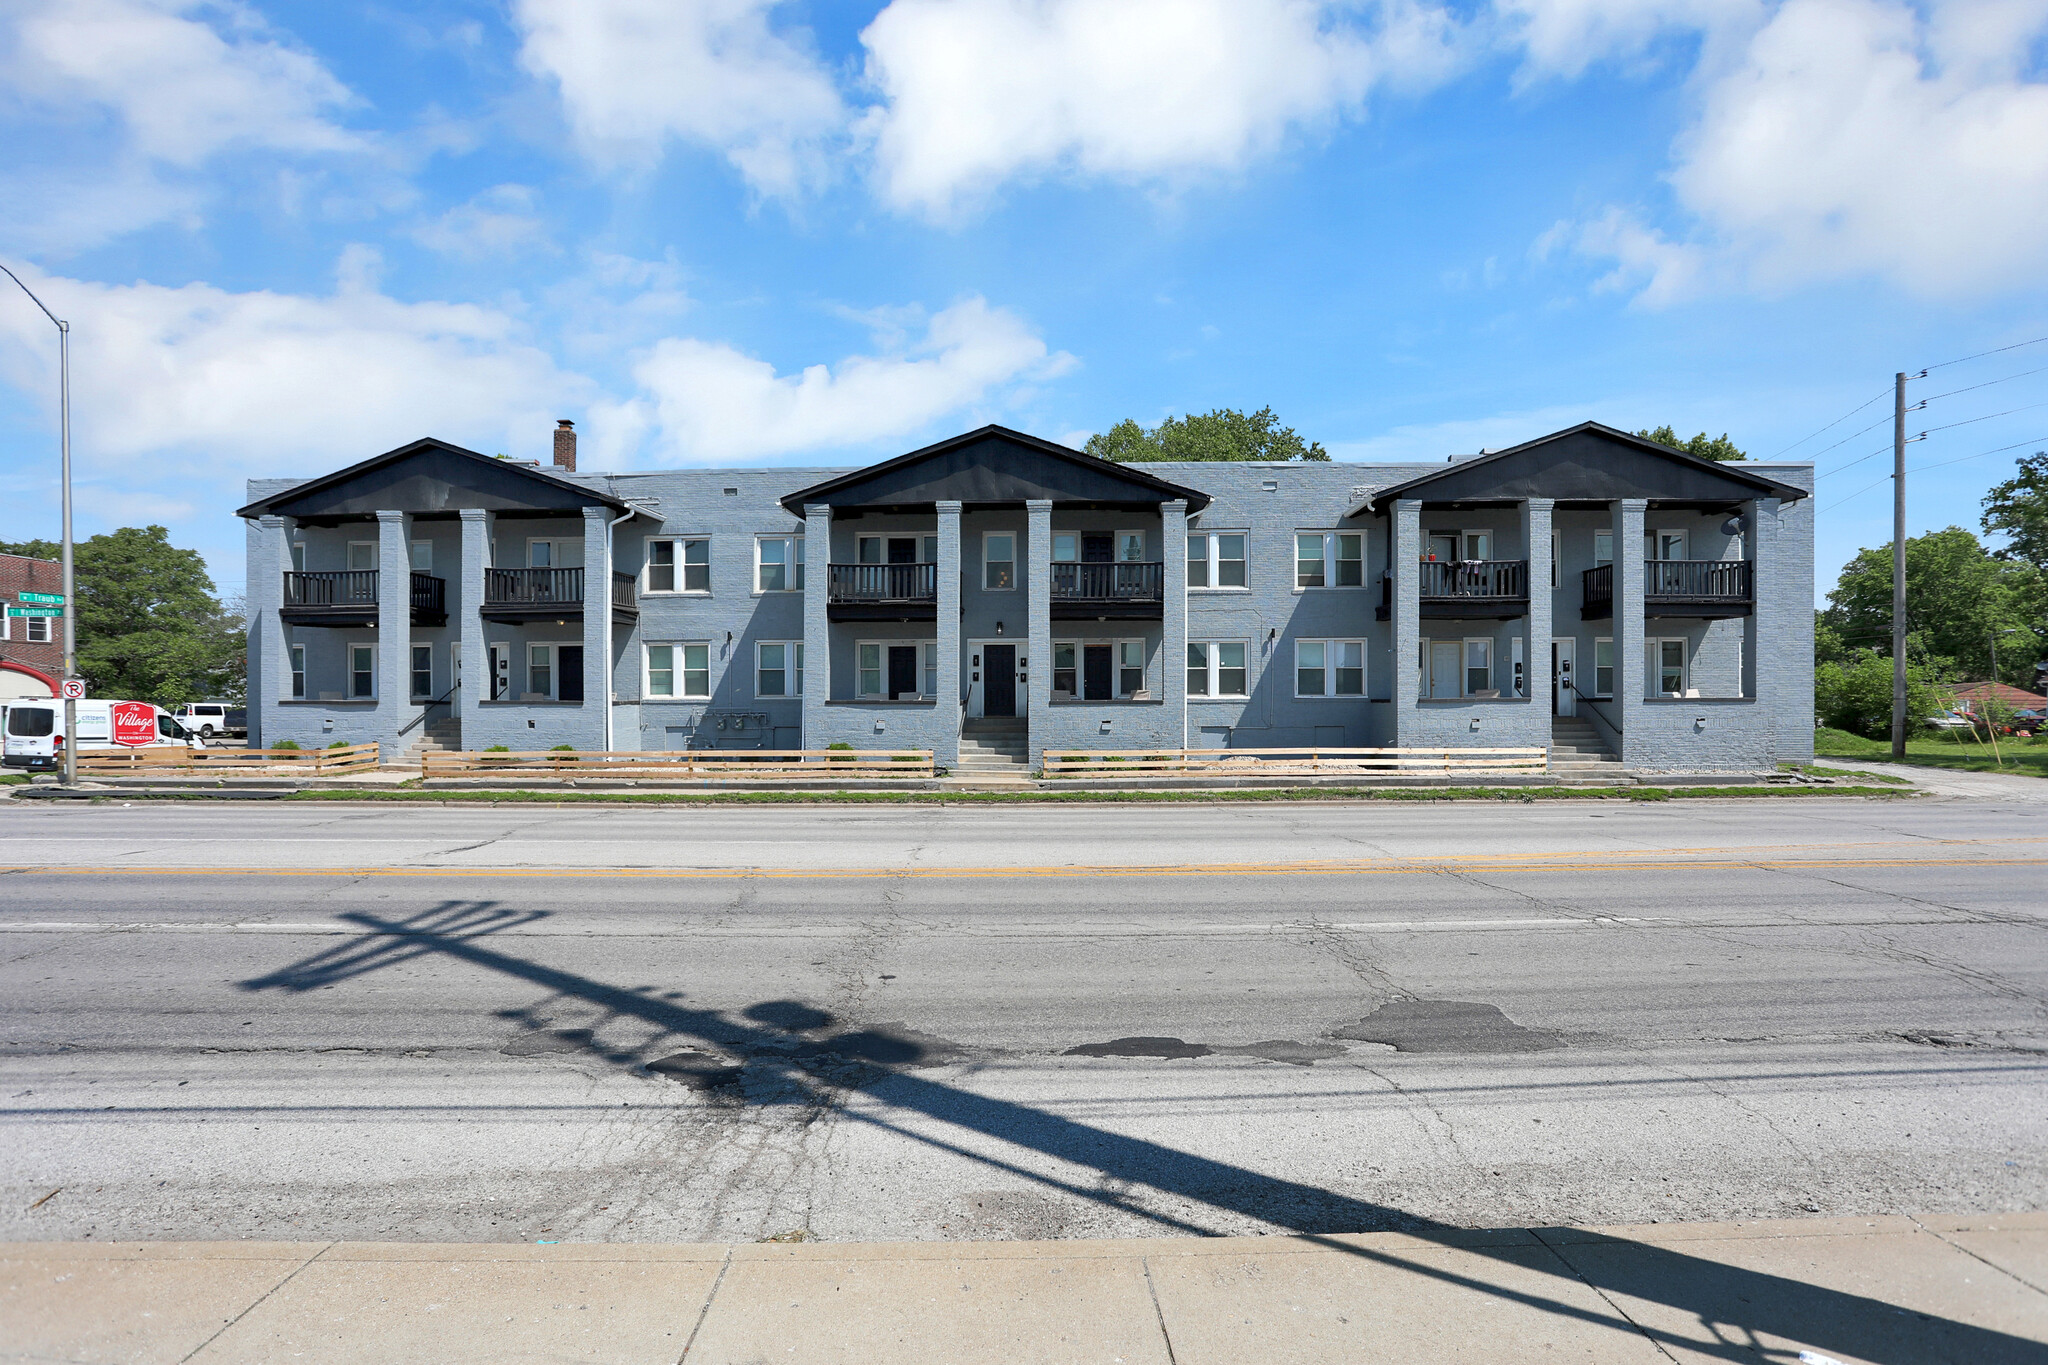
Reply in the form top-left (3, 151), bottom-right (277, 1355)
top-left (1051, 561), bottom-right (1164, 618)
top-left (1376, 559), bottom-right (1530, 619)
top-left (1582, 559), bottom-right (1754, 619)
top-left (280, 570), bottom-right (446, 626)
top-left (828, 562), bottom-right (937, 620)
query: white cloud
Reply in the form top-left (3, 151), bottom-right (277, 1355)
top-left (513, 0), bottom-right (846, 195)
top-left (859, 0), bottom-right (1470, 219)
top-left (0, 253), bottom-right (585, 477)
top-left (1499, 0), bottom-right (1754, 81)
top-left (3, 0), bottom-right (360, 165)
top-left (1551, 0), bottom-right (2048, 300)
top-left (601, 296), bottom-right (1077, 462)
top-left (411, 184), bottom-right (553, 258)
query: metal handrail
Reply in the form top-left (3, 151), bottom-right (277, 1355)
top-left (829, 562), bottom-right (938, 602)
top-left (1050, 561), bottom-right (1164, 601)
top-left (283, 569), bottom-right (377, 606)
top-left (486, 566), bottom-right (584, 605)
top-left (1418, 558), bottom-right (1527, 599)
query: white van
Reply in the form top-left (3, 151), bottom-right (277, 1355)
top-left (2, 700), bottom-right (197, 772)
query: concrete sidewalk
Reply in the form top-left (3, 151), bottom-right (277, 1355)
top-left (5, 1215), bottom-right (2044, 1364)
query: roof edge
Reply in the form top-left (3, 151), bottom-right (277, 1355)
top-left (235, 437), bottom-right (630, 519)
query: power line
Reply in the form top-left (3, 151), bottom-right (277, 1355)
top-left (1807, 412), bottom-right (1902, 464)
top-left (1765, 388), bottom-right (1890, 459)
top-left (1916, 398), bottom-right (2048, 437)
top-left (1919, 362), bottom-right (2048, 404)
top-left (1818, 432), bottom-right (2046, 512)
top-left (1820, 439), bottom-right (1904, 479)
top-left (1920, 333), bottom-right (2048, 372)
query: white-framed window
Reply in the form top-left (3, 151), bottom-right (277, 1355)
top-left (411, 644), bottom-right (433, 699)
top-left (346, 541), bottom-right (377, 572)
top-left (1187, 532), bottom-right (1247, 589)
top-left (1593, 530), bottom-right (1613, 566)
top-left (1426, 530), bottom-right (1491, 562)
top-left (527, 643), bottom-right (554, 698)
top-left (644, 642), bottom-right (709, 699)
top-left (982, 532), bottom-right (1016, 589)
top-left (856, 640), bottom-right (937, 699)
top-left (290, 644), bottom-right (306, 700)
top-left (290, 541), bottom-right (306, 571)
top-left (1593, 638), bottom-right (1614, 697)
top-left (1295, 639), bottom-right (1365, 697)
top-left (1296, 531), bottom-right (1364, 589)
top-left (25, 615), bottom-right (52, 644)
top-left (1648, 530), bottom-right (1688, 561)
top-left (755, 641), bottom-right (804, 698)
top-left (348, 642), bottom-right (376, 699)
top-left (1648, 637), bottom-right (1689, 695)
top-left (1187, 640), bottom-right (1249, 698)
top-left (1464, 637), bottom-right (1494, 695)
top-left (755, 534), bottom-right (804, 592)
top-left (409, 540), bottom-right (432, 571)
top-left (527, 538), bottom-right (558, 569)
top-left (859, 534), bottom-right (937, 564)
top-left (645, 537), bottom-right (710, 594)
top-left (1052, 638), bottom-right (1149, 700)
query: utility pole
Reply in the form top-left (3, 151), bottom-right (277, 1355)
top-left (0, 264), bottom-right (76, 785)
top-left (1891, 371), bottom-right (1908, 760)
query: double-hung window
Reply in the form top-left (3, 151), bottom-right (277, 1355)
top-left (411, 644), bottom-right (433, 698)
top-left (25, 616), bottom-right (51, 643)
top-left (348, 643), bottom-right (375, 698)
top-left (528, 644), bottom-right (554, 698)
top-left (346, 541), bottom-right (376, 572)
top-left (1187, 532), bottom-right (1247, 589)
top-left (646, 537), bottom-right (709, 593)
top-left (1593, 531), bottom-right (1613, 567)
top-left (409, 540), bottom-right (432, 572)
top-left (1648, 638), bottom-right (1689, 695)
top-left (290, 644), bottom-right (306, 699)
top-left (755, 534), bottom-right (804, 592)
top-left (1464, 638), bottom-right (1494, 695)
top-left (1118, 640), bottom-right (1145, 695)
top-left (983, 533), bottom-right (1016, 589)
top-left (755, 641), bottom-right (804, 698)
top-left (1295, 639), bottom-right (1365, 697)
top-left (1296, 531), bottom-right (1364, 589)
top-left (1594, 638), bottom-right (1615, 697)
top-left (645, 643), bottom-right (709, 699)
top-left (1187, 641), bottom-right (1248, 698)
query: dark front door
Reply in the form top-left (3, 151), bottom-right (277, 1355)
top-left (887, 537), bottom-right (917, 564)
top-left (1081, 533), bottom-right (1114, 563)
top-left (1082, 644), bottom-right (1112, 701)
top-left (983, 644), bottom-right (1016, 716)
top-left (558, 645), bottom-right (584, 703)
top-left (887, 645), bottom-right (918, 699)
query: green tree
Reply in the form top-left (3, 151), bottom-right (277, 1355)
top-left (0, 538), bottom-right (60, 560)
top-left (1982, 450), bottom-right (2048, 571)
top-left (69, 526), bottom-right (245, 705)
top-left (1085, 407), bottom-right (1329, 463)
top-left (1635, 426), bottom-right (1747, 462)
top-left (1815, 649), bottom-right (1947, 738)
top-left (1819, 526), bottom-right (2047, 684)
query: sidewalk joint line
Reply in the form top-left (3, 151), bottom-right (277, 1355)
top-left (177, 1240), bottom-right (333, 1364)
top-left (1530, 1229), bottom-right (1681, 1364)
top-left (677, 1244), bottom-right (733, 1362)
top-left (1141, 1255), bottom-right (1181, 1365)
top-left (1907, 1214), bottom-right (2048, 1297)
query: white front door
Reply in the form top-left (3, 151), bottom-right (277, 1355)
top-left (1552, 637), bottom-right (1576, 717)
top-left (1428, 640), bottom-right (1461, 699)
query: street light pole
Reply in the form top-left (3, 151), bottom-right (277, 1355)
top-left (1, 263), bottom-right (77, 785)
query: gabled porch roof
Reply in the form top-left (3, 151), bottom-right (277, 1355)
top-left (237, 438), bottom-right (630, 525)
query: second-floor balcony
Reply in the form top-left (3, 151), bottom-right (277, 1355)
top-left (280, 570), bottom-right (446, 627)
top-left (1051, 561), bottom-right (1164, 619)
top-left (481, 567), bottom-right (640, 622)
top-left (1583, 560), bottom-right (1754, 619)
top-left (1377, 559), bottom-right (1530, 620)
top-left (828, 562), bottom-right (937, 620)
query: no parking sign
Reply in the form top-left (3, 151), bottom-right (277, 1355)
top-left (61, 679), bottom-right (84, 700)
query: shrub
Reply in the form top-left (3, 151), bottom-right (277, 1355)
top-left (273, 740), bottom-right (301, 751)
top-left (550, 744), bottom-right (575, 752)
top-left (327, 740), bottom-right (351, 749)
top-left (485, 744), bottom-right (511, 752)
top-left (1815, 651), bottom-right (1942, 739)
top-left (827, 741), bottom-right (854, 763)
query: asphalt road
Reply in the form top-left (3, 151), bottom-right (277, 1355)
top-left (2, 797), bottom-right (2044, 1245)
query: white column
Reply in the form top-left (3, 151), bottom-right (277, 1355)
top-left (1159, 499), bottom-right (1189, 748)
top-left (375, 510), bottom-right (411, 762)
top-left (1025, 499), bottom-right (1052, 769)
top-left (253, 515), bottom-right (292, 747)
top-left (1392, 500), bottom-right (1422, 744)
top-left (458, 509), bottom-right (490, 742)
top-left (802, 504), bottom-right (832, 747)
top-left (581, 504), bottom-right (609, 751)
top-left (934, 500), bottom-right (962, 766)
top-left (1521, 498), bottom-right (1554, 721)
top-left (1615, 497), bottom-right (1647, 762)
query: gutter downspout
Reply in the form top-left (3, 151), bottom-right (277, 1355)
top-left (602, 501), bottom-right (651, 754)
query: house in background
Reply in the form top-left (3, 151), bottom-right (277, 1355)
top-left (0, 550), bottom-right (64, 700)
top-left (239, 420), bottom-right (1814, 773)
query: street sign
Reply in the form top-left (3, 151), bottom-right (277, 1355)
top-left (16, 591), bottom-right (63, 605)
top-left (111, 701), bottom-right (157, 747)
top-left (6, 606), bottom-right (61, 617)
top-left (61, 679), bottom-right (85, 700)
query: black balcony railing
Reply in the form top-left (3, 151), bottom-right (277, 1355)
top-left (1419, 558), bottom-right (1527, 599)
top-left (283, 569), bottom-right (377, 608)
top-left (1050, 561), bottom-right (1164, 602)
top-left (1583, 560), bottom-right (1752, 613)
top-left (410, 570), bottom-right (445, 618)
top-left (486, 566), bottom-right (584, 606)
top-left (611, 570), bottom-right (638, 615)
top-left (829, 562), bottom-right (937, 603)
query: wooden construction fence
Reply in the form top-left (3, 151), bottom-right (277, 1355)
top-left (1040, 747), bottom-right (1548, 778)
top-left (75, 742), bottom-right (382, 775)
top-left (422, 748), bottom-right (936, 780)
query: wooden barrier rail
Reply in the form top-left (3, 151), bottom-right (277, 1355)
top-left (1041, 747), bottom-right (1548, 777)
top-left (75, 743), bottom-right (382, 775)
top-left (422, 748), bottom-right (936, 780)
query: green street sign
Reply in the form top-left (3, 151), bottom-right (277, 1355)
top-left (16, 591), bottom-right (64, 605)
top-left (6, 606), bottom-right (61, 617)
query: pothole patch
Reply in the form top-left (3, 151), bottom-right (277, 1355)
top-left (1063, 1036), bottom-right (1214, 1060)
top-left (1332, 1000), bottom-right (1563, 1054)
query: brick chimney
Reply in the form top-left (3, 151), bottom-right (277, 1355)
top-left (553, 419), bottom-right (577, 473)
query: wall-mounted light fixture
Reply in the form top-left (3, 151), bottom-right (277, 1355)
top-left (995, 621), bottom-right (1005, 635)
top-left (726, 631), bottom-right (734, 644)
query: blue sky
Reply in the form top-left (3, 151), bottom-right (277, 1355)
top-left (2, 0), bottom-right (2045, 604)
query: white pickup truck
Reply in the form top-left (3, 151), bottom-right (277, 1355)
top-left (172, 702), bottom-right (247, 739)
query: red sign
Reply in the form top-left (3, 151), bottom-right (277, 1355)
top-left (111, 701), bottom-right (157, 747)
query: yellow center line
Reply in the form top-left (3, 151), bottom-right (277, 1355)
top-left (2, 856), bottom-right (2044, 880)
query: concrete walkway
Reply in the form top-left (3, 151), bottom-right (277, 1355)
top-left (1831, 759), bottom-right (2048, 801)
top-left (6, 1215), bottom-right (2044, 1363)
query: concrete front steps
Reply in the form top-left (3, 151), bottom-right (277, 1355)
top-left (1550, 717), bottom-right (1635, 785)
top-left (954, 718), bottom-right (1031, 782)
top-left (404, 717), bottom-right (462, 764)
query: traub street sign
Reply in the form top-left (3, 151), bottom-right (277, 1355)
top-left (16, 591), bottom-right (63, 605)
